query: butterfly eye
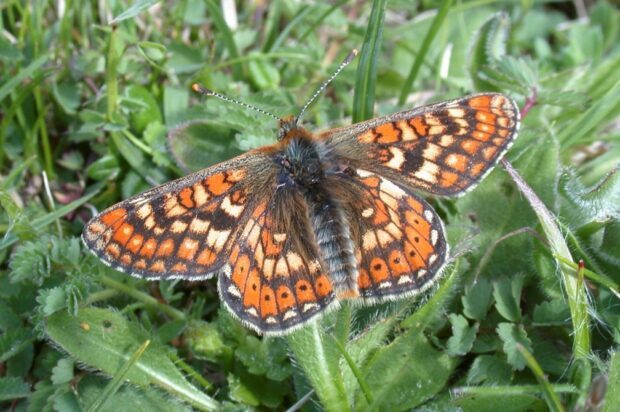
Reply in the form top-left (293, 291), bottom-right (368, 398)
top-left (277, 155), bottom-right (292, 171)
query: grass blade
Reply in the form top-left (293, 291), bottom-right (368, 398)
top-left (398, 0), bottom-right (452, 105)
top-left (86, 340), bottom-right (151, 412)
top-left (516, 343), bottom-right (565, 412)
top-left (502, 159), bottom-right (591, 358)
top-left (352, 0), bottom-right (387, 123)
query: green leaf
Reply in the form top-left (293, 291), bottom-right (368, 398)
top-left (236, 336), bottom-right (290, 381)
top-left (359, 330), bottom-right (456, 410)
top-left (462, 277), bottom-right (493, 321)
top-left (0, 53), bottom-right (50, 102)
top-left (0, 35), bottom-right (21, 61)
top-left (167, 121), bottom-right (242, 173)
top-left (453, 392), bottom-right (547, 412)
top-left (28, 382), bottom-right (55, 412)
top-left (466, 355), bottom-right (513, 385)
top-left (45, 307), bottom-right (219, 411)
top-left (137, 41), bottom-right (167, 64)
top-left (342, 315), bottom-right (398, 398)
top-left (532, 300), bottom-right (571, 326)
top-left (0, 376), bottom-right (30, 401)
top-left (287, 321), bottom-right (350, 412)
top-left (493, 274), bottom-right (525, 322)
top-left (38, 287), bottom-right (68, 316)
top-left (79, 375), bottom-right (191, 412)
top-left (497, 323), bottom-right (533, 371)
top-left (125, 85), bottom-right (162, 134)
top-left (479, 56), bottom-right (538, 93)
top-left (51, 358), bottom-right (74, 385)
top-left (227, 367), bottom-right (289, 408)
top-left (53, 391), bottom-right (82, 412)
top-left (248, 55), bottom-right (280, 90)
top-left (163, 85), bottom-right (190, 127)
top-left (0, 301), bottom-right (21, 330)
top-left (185, 320), bottom-right (231, 363)
top-left (0, 328), bottom-right (33, 363)
top-left (86, 155), bottom-right (120, 181)
top-left (52, 80), bottom-right (81, 114)
top-left (603, 352), bottom-right (620, 412)
top-left (468, 12), bottom-right (511, 91)
top-left (227, 374), bottom-right (259, 407)
top-left (446, 314), bottom-right (479, 356)
top-left (57, 151), bottom-right (85, 171)
top-left (110, 0), bottom-right (158, 24)
top-left (560, 165), bottom-right (620, 223)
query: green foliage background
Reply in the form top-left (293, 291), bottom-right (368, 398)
top-left (1, 0), bottom-right (620, 411)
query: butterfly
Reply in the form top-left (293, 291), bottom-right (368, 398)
top-left (83, 66), bottom-right (519, 335)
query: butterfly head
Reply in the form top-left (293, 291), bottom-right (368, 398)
top-left (275, 131), bottom-right (323, 189)
top-left (278, 115), bottom-right (298, 140)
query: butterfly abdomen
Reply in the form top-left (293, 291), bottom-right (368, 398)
top-left (305, 188), bottom-right (359, 298)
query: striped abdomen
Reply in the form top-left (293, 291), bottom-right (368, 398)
top-left (307, 193), bottom-right (358, 298)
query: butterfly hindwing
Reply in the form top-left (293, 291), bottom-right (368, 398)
top-left (343, 169), bottom-right (448, 300)
top-left (82, 152), bottom-right (277, 279)
top-left (323, 93), bottom-right (520, 196)
top-left (219, 190), bottom-right (336, 335)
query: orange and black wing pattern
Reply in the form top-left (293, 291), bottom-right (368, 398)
top-left (324, 93), bottom-right (520, 196)
top-left (218, 190), bottom-right (336, 335)
top-left (82, 153), bottom-right (276, 279)
top-left (344, 169), bottom-right (447, 301)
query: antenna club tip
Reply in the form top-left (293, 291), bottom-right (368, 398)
top-left (344, 49), bottom-right (359, 64)
top-left (191, 83), bottom-right (213, 95)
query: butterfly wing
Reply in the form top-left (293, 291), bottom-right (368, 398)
top-left (82, 151), bottom-right (278, 279)
top-left (218, 188), bottom-right (336, 335)
top-left (332, 169), bottom-right (448, 301)
top-left (322, 93), bottom-right (520, 196)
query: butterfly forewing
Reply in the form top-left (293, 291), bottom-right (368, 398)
top-left (323, 93), bottom-right (520, 196)
top-left (82, 152), bottom-right (277, 279)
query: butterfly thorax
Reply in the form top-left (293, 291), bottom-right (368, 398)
top-left (274, 126), bottom-right (360, 298)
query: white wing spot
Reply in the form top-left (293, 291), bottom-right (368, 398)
top-left (429, 254), bottom-right (437, 265)
top-left (227, 285), bottom-right (241, 297)
top-left (246, 307), bottom-right (258, 317)
top-left (274, 233), bottom-right (287, 242)
top-left (303, 303), bottom-right (320, 313)
top-left (379, 281), bottom-right (392, 289)
top-left (424, 210), bottom-right (434, 222)
top-left (431, 229), bottom-right (439, 245)
top-left (283, 310), bottom-right (298, 320)
top-left (398, 275), bottom-right (413, 284)
top-left (386, 147), bottom-right (405, 170)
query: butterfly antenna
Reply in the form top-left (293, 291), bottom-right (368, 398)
top-left (295, 49), bottom-right (358, 125)
top-left (191, 83), bottom-right (280, 122)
